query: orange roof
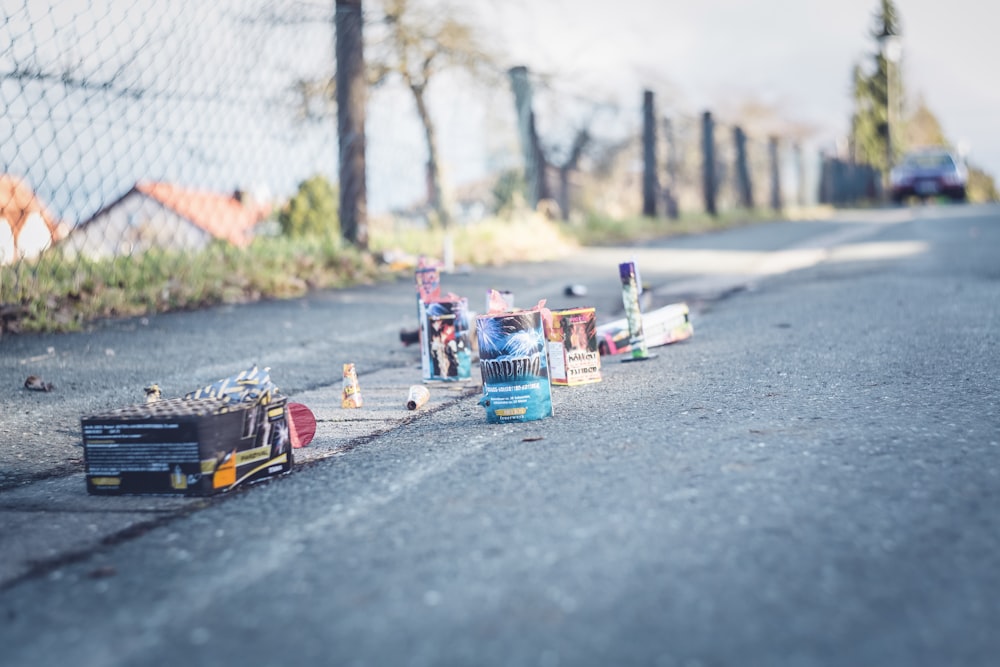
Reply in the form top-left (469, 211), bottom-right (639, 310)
top-left (136, 181), bottom-right (269, 247)
top-left (0, 174), bottom-right (61, 239)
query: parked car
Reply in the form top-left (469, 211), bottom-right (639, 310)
top-left (889, 148), bottom-right (968, 203)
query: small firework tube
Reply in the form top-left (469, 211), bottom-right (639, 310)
top-left (406, 384), bottom-right (430, 410)
top-left (619, 261), bottom-right (651, 360)
top-left (342, 363), bottom-right (363, 408)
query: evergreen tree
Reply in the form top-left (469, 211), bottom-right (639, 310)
top-left (851, 0), bottom-right (902, 172)
top-left (849, 2), bottom-right (998, 201)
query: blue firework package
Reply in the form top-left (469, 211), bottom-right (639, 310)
top-left (421, 297), bottom-right (472, 381)
top-left (477, 309), bottom-right (553, 423)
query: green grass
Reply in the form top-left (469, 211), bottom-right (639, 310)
top-left (1, 235), bottom-right (379, 334)
top-left (1, 206), bottom-right (806, 335)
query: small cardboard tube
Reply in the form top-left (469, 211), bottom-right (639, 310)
top-left (406, 385), bottom-right (430, 410)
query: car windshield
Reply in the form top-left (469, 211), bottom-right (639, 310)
top-left (903, 153), bottom-right (955, 170)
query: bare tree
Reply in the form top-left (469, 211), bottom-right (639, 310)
top-left (369, 0), bottom-right (496, 228)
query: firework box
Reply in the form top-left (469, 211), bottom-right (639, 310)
top-left (546, 306), bottom-right (602, 386)
top-left (420, 296), bottom-right (473, 381)
top-left (82, 396), bottom-right (292, 496)
top-left (415, 262), bottom-right (441, 313)
top-left (597, 301), bottom-right (693, 356)
top-left (477, 307), bottom-right (553, 423)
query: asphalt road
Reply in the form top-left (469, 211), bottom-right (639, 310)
top-left (1, 205), bottom-right (998, 666)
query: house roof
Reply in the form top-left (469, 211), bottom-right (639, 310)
top-left (0, 174), bottom-right (61, 238)
top-left (135, 181), bottom-right (270, 247)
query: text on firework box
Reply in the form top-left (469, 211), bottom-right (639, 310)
top-left (82, 395), bottom-right (292, 496)
top-left (477, 308), bottom-right (553, 423)
top-left (545, 306), bottom-right (602, 386)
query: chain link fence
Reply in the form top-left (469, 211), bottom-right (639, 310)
top-left (2, 0), bottom-right (827, 332)
top-left (2, 1), bottom-right (337, 264)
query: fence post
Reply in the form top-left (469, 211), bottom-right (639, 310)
top-left (642, 90), bottom-right (659, 217)
top-left (733, 126), bottom-right (753, 209)
top-left (508, 66), bottom-right (544, 209)
top-left (768, 136), bottom-right (782, 213)
top-left (793, 142), bottom-right (805, 207)
top-left (335, 0), bottom-right (368, 248)
top-left (662, 116), bottom-right (679, 219)
top-left (701, 111), bottom-right (716, 216)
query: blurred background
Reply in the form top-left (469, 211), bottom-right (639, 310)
top-left (2, 0), bottom-right (997, 333)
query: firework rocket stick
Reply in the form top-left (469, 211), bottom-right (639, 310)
top-left (619, 261), bottom-right (654, 361)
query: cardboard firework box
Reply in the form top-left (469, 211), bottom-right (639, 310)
top-left (597, 302), bottom-right (694, 356)
top-left (82, 396), bottom-right (292, 496)
top-left (546, 306), bottom-right (602, 386)
top-left (477, 308), bottom-right (553, 423)
top-left (421, 297), bottom-right (473, 381)
top-left (82, 365), bottom-right (293, 496)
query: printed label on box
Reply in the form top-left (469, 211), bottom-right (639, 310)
top-left (546, 307), bottom-right (601, 386)
top-left (477, 310), bottom-right (553, 423)
top-left (421, 298), bottom-right (472, 381)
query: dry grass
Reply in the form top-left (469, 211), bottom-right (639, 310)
top-left (1, 205), bottom-right (810, 334)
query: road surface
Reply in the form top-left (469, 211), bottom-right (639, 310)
top-left (1, 205), bottom-right (998, 666)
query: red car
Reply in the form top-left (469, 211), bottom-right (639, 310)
top-left (889, 148), bottom-right (968, 203)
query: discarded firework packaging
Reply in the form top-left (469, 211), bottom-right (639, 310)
top-left (287, 403), bottom-right (317, 448)
top-left (421, 295), bottom-right (472, 381)
top-left (545, 306), bottom-right (602, 386)
top-left (406, 384), bottom-right (430, 410)
top-left (415, 255), bottom-right (443, 303)
top-left (485, 286), bottom-right (514, 313)
top-left (476, 292), bottom-right (554, 423)
top-left (487, 289), bottom-right (514, 312)
top-left (618, 261), bottom-right (655, 361)
top-left (414, 256), bottom-right (443, 335)
top-left (342, 363), bottom-right (363, 408)
top-left (597, 302), bottom-right (693, 356)
top-left (472, 289), bottom-right (516, 362)
top-left (187, 366), bottom-right (315, 447)
top-left (82, 365), bottom-right (292, 496)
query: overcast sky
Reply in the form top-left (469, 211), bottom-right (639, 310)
top-left (471, 0), bottom-right (1000, 177)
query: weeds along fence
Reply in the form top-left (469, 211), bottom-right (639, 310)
top-left (2, 1), bottom-right (830, 333)
top-left (1, 0), bottom-right (350, 331)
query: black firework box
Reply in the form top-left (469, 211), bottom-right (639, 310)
top-left (545, 306), bottom-right (602, 386)
top-left (82, 366), bottom-right (292, 496)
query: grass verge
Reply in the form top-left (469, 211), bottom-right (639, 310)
top-left (1, 207), bottom-right (808, 335)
